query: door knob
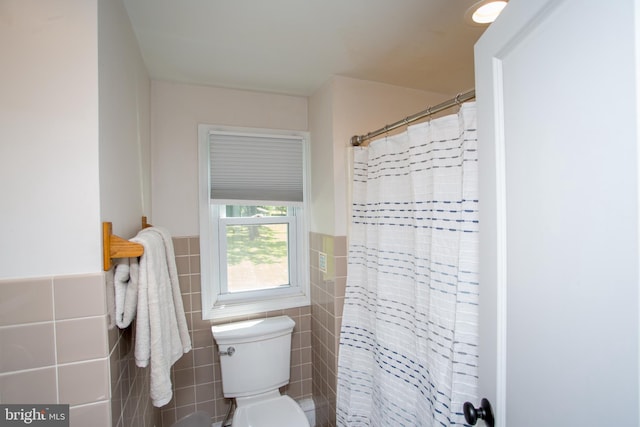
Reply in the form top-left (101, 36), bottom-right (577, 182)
top-left (463, 398), bottom-right (494, 427)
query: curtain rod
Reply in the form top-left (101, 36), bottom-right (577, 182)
top-left (350, 89), bottom-right (476, 147)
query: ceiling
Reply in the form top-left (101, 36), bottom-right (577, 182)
top-left (122, 0), bottom-right (489, 96)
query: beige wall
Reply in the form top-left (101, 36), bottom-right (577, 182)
top-left (308, 76), bottom-right (452, 236)
top-left (308, 79), bottom-right (335, 236)
top-left (99, 0), bottom-right (151, 238)
top-left (97, 0), bottom-right (154, 425)
top-left (0, 0), bottom-right (151, 273)
top-left (150, 81), bottom-right (308, 237)
top-left (0, 1), bottom-right (152, 426)
top-left (0, 0), bottom-right (102, 278)
top-left (149, 77), bottom-right (449, 239)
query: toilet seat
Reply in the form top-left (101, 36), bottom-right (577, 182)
top-left (232, 394), bottom-right (310, 427)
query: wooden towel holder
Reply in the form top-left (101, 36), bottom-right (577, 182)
top-left (102, 216), bottom-right (152, 271)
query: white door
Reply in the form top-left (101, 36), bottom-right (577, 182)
top-left (474, 0), bottom-right (640, 426)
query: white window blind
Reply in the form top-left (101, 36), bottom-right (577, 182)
top-left (209, 132), bottom-right (304, 205)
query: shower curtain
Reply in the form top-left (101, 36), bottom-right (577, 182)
top-left (337, 103), bottom-right (479, 427)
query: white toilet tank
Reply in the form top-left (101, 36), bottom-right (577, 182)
top-left (212, 316), bottom-right (295, 398)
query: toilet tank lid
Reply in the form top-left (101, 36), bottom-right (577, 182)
top-left (211, 315), bottom-right (295, 343)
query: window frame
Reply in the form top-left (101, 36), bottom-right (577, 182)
top-left (215, 205), bottom-right (299, 299)
top-left (198, 124), bottom-right (310, 320)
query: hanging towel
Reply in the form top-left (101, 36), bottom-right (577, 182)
top-left (130, 226), bottom-right (192, 407)
top-left (114, 259), bottom-right (139, 329)
top-left (106, 264), bottom-right (116, 329)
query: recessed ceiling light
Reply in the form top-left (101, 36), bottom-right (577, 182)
top-left (465, 0), bottom-right (508, 25)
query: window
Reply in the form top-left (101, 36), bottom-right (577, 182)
top-left (214, 204), bottom-right (300, 297)
top-left (198, 125), bottom-right (310, 319)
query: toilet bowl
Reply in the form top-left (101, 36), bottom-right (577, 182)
top-left (211, 316), bottom-right (310, 427)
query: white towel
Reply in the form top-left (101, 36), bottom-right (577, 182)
top-left (114, 259), bottom-right (139, 329)
top-left (105, 265), bottom-right (116, 329)
top-left (130, 226), bottom-right (192, 407)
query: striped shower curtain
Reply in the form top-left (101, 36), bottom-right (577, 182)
top-left (337, 103), bottom-right (479, 427)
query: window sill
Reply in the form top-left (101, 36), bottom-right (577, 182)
top-left (202, 293), bottom-right (310, 320)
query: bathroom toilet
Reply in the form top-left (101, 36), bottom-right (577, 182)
top-left (211, 316), bottom-right (311, 427)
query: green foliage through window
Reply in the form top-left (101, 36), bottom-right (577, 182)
top-left (226, 223), bottom-right (289, 266)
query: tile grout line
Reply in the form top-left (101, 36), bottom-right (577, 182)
top-left (51, 276), bottom-right (60, 405)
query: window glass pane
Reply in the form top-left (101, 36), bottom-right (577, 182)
top-left (224, 205), bottom-right (288, 218)
top-left (225, 223), bottom-right (290, 292)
